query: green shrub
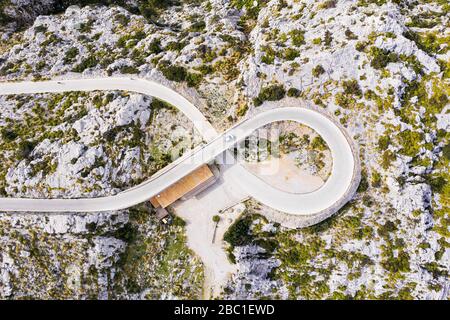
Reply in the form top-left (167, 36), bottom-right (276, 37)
top-left (114, 13), bottom-right (130, 26)
top-left (377, 220), bottom-right (397, 239)
top-left (289, 29), bottom-right (305, 46)
top-left (195, 64), bottom-right (213, 75)
top-left (159, 64), bottom-right (187, 82)
top-left (79, 19), bottom-right (94, 33)
top-left (223, 215), bottom-right (253, 247)
top-left (311, 136), bottom-right (327, 151)
top-left (150, 98), bottom-right (175, 114)
top-left (253, 84), bottom-right (286, 106)
top-left (186, 72), bottom-right (203, 88)
top-left (318, 0), bottom-right (336, 9)
top-left (261, 45), bottom-right (276, 64)
top-left (64, 47), bottom-right (79, 64)
top-left (86, 222), bottom-right (97, 233)
top-left (172, 216), bottom-right (186, 227)
top-left (357, 172), bottom-right (369, 193)
top-left (378, 135), bottom-right (390, 151)
top-left (72, 55), bottom-right (98, 72)
top-left (112, 223), bottom-right (138, 243)
top-left (397, 129), bottom-right (423, 157)
top-left (345, 28), bottom-right (358, 40)
top-left (403, 30), bottom-right (447, 55)
top-left (442, 143), bottom-right (450, 161)
top-left (427, 175), bottom-right (447, 193)
top-left (323, 30), bottom-right (333, 46)
top-left (17, 140), bottom-right (37, 160)
top-left (371, 171), bottom-right (381, 188)
top-left (30, 157), bottom-right (57, 177)
top-left (165, 41), bottom-right (187, 52)
top-left (236, 104), bottom-right (248, 117)
top-left (370, 47), bottom-right (399, 70)
top-left (355, 41), bottom-right (369, 52)
top-left (34, 25), bottom-right (47, 33)
top-left (158, 62), bottom-right (202, 87)
top-left (283, 48), bottom-right (300, 60)
top-left (1, 128), bottom-right (17, 142)
top-left (312, 64), bottom-right (325, 77)
top-left (148, 38), bottom-right (162, 54)
top-left (381, 251), bottom-right (411, 273)
top-left (343, 79), bottom-right (362, 97)
top-left (422, 262), bottom-right (448, 278)
top-left (189, 20), bottom-right (205, 32)
top-left (381, 150), bottom-right (396, 169)
top-left (287, 88), bottom-right (301, 97)
top-left (119, 65), bottom-right (139, 74)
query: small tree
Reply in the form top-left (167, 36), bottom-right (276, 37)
top-left (212, 215), bottom-right (221, 223)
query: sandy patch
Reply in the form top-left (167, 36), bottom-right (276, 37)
top-left (242, 154), bottom-right (325, 194)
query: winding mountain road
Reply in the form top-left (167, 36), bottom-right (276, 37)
top-left (0, 77), bottom-right (360, 216)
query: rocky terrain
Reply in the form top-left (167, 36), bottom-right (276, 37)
top-left (0, 0), bottom-right (449, 299)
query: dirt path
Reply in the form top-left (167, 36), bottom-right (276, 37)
top-left (173, 164), bottom-right (248, 298)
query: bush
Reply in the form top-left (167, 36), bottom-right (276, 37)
top-left (136, 0), bottom-right (176, 21)
top-left (158, 62), bottom-right (203, 87)
top-left (319, 0), bottom-right (336, 9)
top-left (345, 28), bottom-right (358, 40)
top-left (64, 47), bottom-right (79, 64)
top-left (165, 41), bottom-right (187, 52)
top-left (311, 136), bottom-right (327, 151)
top-left (1, 128), bottom-right (17, 142)
top-left (343, 79), bottom-right (362, 97)
top-left (443, 143), bottom-right (450, 161)
top-left (253, 84), bottom-right (286, 106)
top-left (160, 64), bottom-right (187, 82)
top-left (382, 251), bottom-right (411, 273)
top-left (117, 30), bottom-right (146, 48)
top-left (289, 29), bottom-right (305, 46)
top-left (283, 48), bottom-right (299, 60)
top-left (119, 65), bottom-right (139, 74)
top-left (148, 38), bottom-right (162, 54)
top-left (357, 172), bottom-right (369, 193)
top-left (86, 222), bottom-right (97, 233)
top-left (377, 220), bottom-right (397, 239)
top-left (261, 45), bottom-right (276, 64)
top-left (378, 135), bottom-right (390, 151)
top-left (427, 175), bottom-right (447, 193)
top-left (312, 64), bottom-right (325, 77)
top-left (355, 41), bottom-right (369, 52)
top-left (17, 140), bottom-right (37, 160)
top-left (370, 47), bottom-right (399, 70)
top-left (323, 30), bottom-right (333, 46)
top-left (381, 150), bottom-right (396, 169)
top-left (236, 104), bottom-right (248, 117)
top-left (287, 87), bottom-right (301, 97)
top-left (223, 215), bottom-right (253, 247)
top-left (34, 25), bottom-right (47, 33)
top-left (72, 55), bottom-right (98, 72)
top-left (172, 216), bottom-right (186, 227)
top-left (422, 262), bottom-right (448, 278)
top-left (112, 223), bottom-right (138, 243)
top-left (189, 21), bottom-right (205, 32)
top-left (397, 129), bottom-right (423, 157)
top-left (114, 13), bottom-right (130, 26)
top-left (186, 72), bottom-right (203, 88)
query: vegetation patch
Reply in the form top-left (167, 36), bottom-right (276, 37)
top-left (253, 84), bottom-right (286, 106)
